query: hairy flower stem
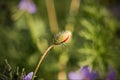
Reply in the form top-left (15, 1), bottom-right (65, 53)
top-left (32, 44), bottom-right (54, 80)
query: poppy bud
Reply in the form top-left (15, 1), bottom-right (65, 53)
top-left (54, 31), bottom-right (72, 45)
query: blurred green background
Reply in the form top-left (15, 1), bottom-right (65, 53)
top-left (0, 0), bottom-right (120, 80)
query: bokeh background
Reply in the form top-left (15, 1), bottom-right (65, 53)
top-left (0, 0), bottom-right (120, 80)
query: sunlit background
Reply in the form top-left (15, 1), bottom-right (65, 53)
top-left (0, 0), bottom-right (120, 80)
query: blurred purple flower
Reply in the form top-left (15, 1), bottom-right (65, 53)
top-left (18, 0), bottom-right (37, 14)
top-left (106, 66), bottom-right (116, 80)
top-left (23, 72), bottom-right (33, 80)
top-left (68, 66), bottom-right (98, 80)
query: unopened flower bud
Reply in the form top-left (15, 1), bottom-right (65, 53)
top-left (54, 31), bottom-right (72, 45)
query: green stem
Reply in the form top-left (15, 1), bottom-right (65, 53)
top-left (32, 44), bottom-right (54, 80)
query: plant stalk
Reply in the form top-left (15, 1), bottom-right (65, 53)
top-left (32, 44), bottom-right (54, 80)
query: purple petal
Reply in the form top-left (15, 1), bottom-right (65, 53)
top-left (79, 66), bottom-right (90, 79)
top-left (23, 72), bottom-right (33, 80)
top-left (27, 1), bottom-right (36, 13)
top-left (18, 0), bottom-right (36, 14)
top-left (68, 71), bottom-right (80, 80)
top-left (68, 66), bottom-right (98, 80)
top-left (89, 71), bottom-right (98, 80)
top-left (19, 0), bottom-right (27, 10)
top-left (106, 66), bottom-right (116, 80)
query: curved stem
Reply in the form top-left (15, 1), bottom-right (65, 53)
top-left (32, 44), bottom-right (54, 80)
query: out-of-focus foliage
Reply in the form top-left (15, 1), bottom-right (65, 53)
top-left (67, 0), bottom-right (119, 79)
top-left (79, 3), bottom-right (117, 78)
top-left (0, 0), bottom-right (120, 80)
